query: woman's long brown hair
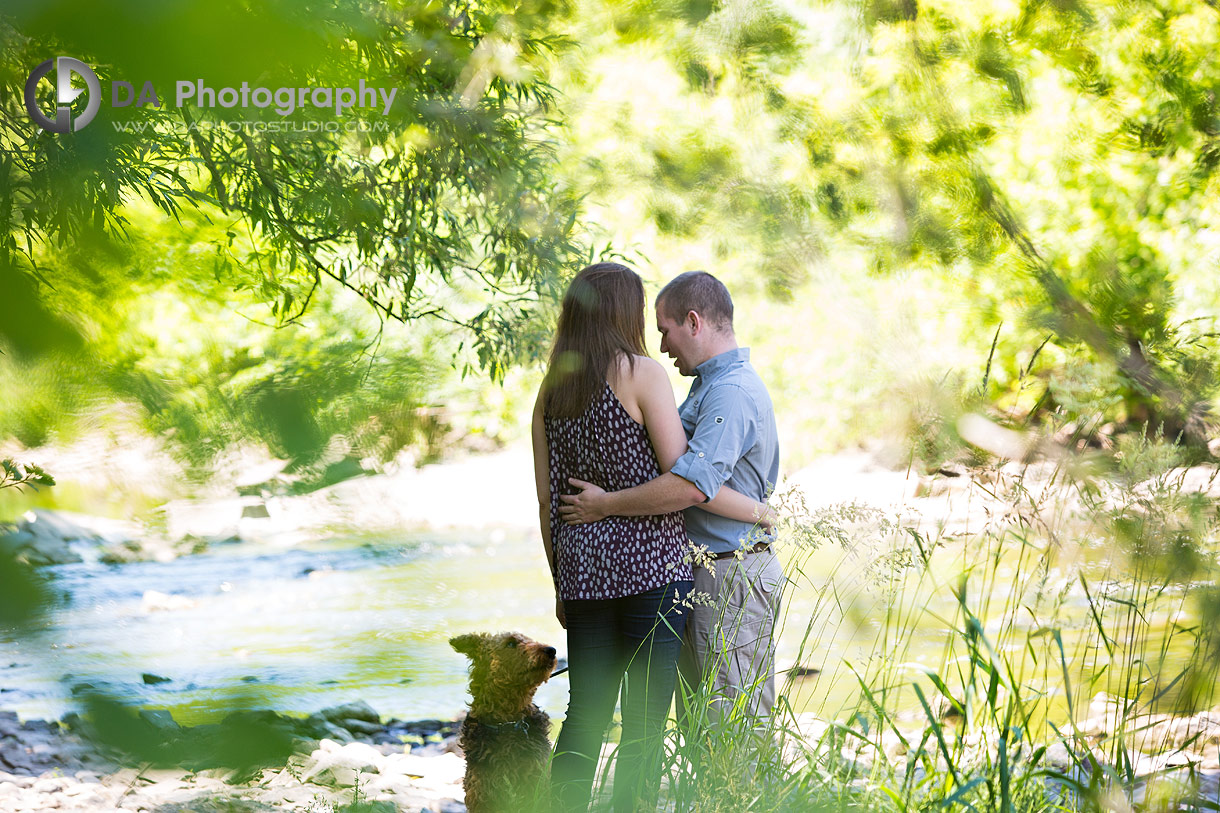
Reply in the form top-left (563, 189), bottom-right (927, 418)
top-left (542, 263), bottom-right (648, 418)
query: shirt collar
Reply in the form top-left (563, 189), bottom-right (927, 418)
top-left (694, 347), bottom-right (749, 379)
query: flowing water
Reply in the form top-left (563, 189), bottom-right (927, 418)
top-left (2, 519), bottom-right (1209, 730)
top-left (0, 529), bottom-right (570, 725)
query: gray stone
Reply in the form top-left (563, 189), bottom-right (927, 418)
top-left (18, 511), bottom-right (100, 544)
top-left (138, 709), bottom-right (180, 733)
top-left (0, 531), bottom-right (35, 554)
top-left (0, 748), bottom-right (38, 775)
top-left (319, 722), bottom-right (355, 744)
top-left (155, 797), bottom-right (278, 813)
top-left (10, 511), bottom-right (97, 563)
top-left (19, 541), bottom-right (82, 566)
top-left (19, 719), bottom-right (55, 735)
top-left (340, 718), bottom-right (384, 736)
top-left (320, 701), bottom-right (380, 726)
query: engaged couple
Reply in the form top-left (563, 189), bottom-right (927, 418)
top-left (533, 265), bottom-right (784, 811)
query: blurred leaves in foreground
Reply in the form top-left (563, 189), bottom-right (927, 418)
top-left (0, 459), bottom-right (54, 627)
top-left (1, 459), bottom-right (54, 491)
top-left (73, 690), bottom-right (298, 780)
top-left (0, 545), bottom-right (51, 629)
top-left (0, 0), bottom-right (591, 475)
top-left (2, 0), bottom-right (587, 375)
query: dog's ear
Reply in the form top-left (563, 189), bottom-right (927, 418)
top-left (450, 633), bottom-right (483, 658)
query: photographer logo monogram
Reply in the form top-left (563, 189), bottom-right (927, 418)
top-left (25, 57), bottom-right (101, 134)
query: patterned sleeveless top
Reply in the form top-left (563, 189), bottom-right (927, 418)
top-left (545, 382), bottom-right (692, 600)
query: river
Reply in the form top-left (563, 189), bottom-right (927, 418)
top-left (1, 529), bottom-right (570, 726)
top-left (3, 456), bottom-right (1213, 731)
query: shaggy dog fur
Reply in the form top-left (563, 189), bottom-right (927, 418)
top-left (450, 631), bottom-right (557, 813)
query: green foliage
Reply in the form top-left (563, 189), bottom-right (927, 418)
top-left (786, 0), bottom-right (1220, 439)
top-left (108, 300), bottom-right (440, 470)
top-left (0, 458), bottom-right (54, 490)
top-left (76, 690), bottom-right (299, 779)
top-left (5, 0), bottom-right (1216, 470)
top-left (0, 458), bottom-right (56, 631)
top-left (0, 545), bottom-right (51, 628)
top-left (0, 0), bottom-right (609, 474)
top-left (1, 0), bottom-right (587, 378)
top-left (553, 0), bottom-right (818, 301)
top-left (554, 0), bottom-right (1220, 453)
top-left (0, 200), bottom-right (453, 471)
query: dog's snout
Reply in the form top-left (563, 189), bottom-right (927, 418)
top-left (544, 646), bottom-right (556, 658)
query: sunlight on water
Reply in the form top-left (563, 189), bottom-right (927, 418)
top-left (1, 529), bottom-right (568, 725)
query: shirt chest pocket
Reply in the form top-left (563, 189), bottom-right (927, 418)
top-left (678, 394), bottom-right (703, 437)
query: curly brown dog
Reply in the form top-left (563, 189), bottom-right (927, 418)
top-left (450, 631), bottom-right (558, 813)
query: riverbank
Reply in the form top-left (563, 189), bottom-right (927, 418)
top-left (1, 446), bottom-right (546, 568)
top-left (9, 429), bottom-right (1220, 570)
top-left (13, 441), bottom-right (1220, 570)
top-left (6, 441), bottom-right (1220, 809)
top-left (0, 703), bottom-right (466, 812)
top-left (3, 693), bottom-right (1219, 811)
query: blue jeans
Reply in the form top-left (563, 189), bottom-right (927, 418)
top-left (551, 580), bottom-right (693, 813)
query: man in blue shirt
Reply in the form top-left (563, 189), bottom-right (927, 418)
top-left (558, 271), bottom-right (783, 727)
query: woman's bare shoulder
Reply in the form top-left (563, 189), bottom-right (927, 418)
top-left (619, 355), bottom-right (668, 393)
top-left (618, 353), bottom-right (660, 374)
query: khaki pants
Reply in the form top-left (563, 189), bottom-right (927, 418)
top-left (677, 547), bottom-right (784, 727)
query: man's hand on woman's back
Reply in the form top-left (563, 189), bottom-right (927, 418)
top-left (558, 478), bottom-right (608, 524)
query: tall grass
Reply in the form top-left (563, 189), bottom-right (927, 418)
top-left (607, 438), bottom-right (1220, 812)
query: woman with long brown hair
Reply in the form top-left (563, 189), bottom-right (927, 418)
top-left (532, 262), bottom-right (769, 812)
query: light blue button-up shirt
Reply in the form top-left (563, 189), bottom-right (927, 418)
top-left (668, 347), bottom-right (779, 555)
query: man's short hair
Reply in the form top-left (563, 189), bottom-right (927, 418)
top-left (656, 271), bottom-right (734, 331)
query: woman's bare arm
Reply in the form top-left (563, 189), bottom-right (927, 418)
top-left (531, 392), bottom-right (565, 628)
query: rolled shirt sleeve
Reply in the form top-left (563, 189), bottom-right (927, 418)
top-left (669, 383), bottom-right (756, 501)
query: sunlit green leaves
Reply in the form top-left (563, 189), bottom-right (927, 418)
top-left (770, 0), bottom-right (1220, 441)
top-left (1, 0), bottom-right (587, 380)
top-left (0, 458), bottom-right (55, 490)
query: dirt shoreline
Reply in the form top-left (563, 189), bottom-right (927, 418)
top-left (0, 703), bottom-right (466, 812)
top-left (3, 694), bottom-right (1219, 811)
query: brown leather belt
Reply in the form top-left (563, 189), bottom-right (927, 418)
top-left (710, 542), bottom-right (770, 560)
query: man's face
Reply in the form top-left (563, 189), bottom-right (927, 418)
top-left (656, 302), bottom-right (697, 376)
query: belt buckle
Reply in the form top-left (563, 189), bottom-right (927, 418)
top-left (714, 541), bottom-right (768, 560)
